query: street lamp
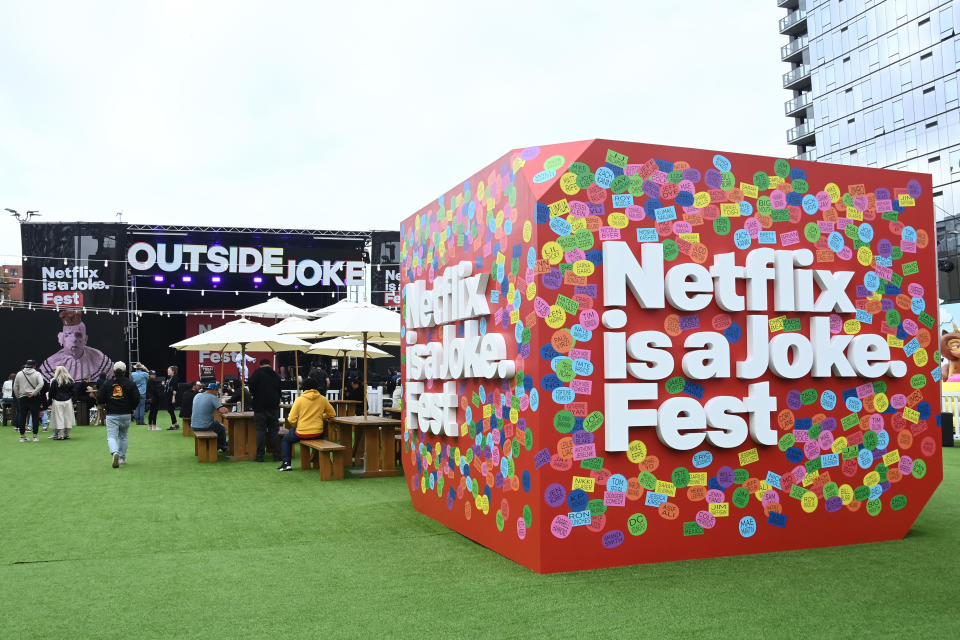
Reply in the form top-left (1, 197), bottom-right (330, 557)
top-left (5, 208), bottom-right (40, 223)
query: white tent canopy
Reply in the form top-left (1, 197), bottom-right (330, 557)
top-left (307, 337), bottom-right (390, 359)
top-left (309, 298), bottom-right (372, 318)
top-left (272, 316), bottom-right (324, 337)
top-left (170, 318), bottom-right (310, 353)
top-left (307, 304), bottom-right (400, 416)
top-left (169, 318), bottom-right (310, 410)
top-left (236, 296), bottom-right (311, 319)
top-left (308, 304), bottom-right (401, 342)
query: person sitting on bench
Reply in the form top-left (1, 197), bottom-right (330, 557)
top-left (278, 378), bottom-right (335, 472)
top-left (191, 382), bottom-right (230, 452)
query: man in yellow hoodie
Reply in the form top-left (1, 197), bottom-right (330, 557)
top-left (278, 378), bottom-right (336, 471)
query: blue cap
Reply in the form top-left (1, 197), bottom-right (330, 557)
top-left (206, 382), bottom-right (219, 390)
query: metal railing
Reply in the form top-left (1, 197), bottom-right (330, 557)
top-left (787, 121), bottom-right (814, 144)
top-left (783, 63), bottom-right (811, 87)
top-left (781, 34), bottom-right (809, 60)
top-left (779, 8), bottom-right (807, 32)
top-left (795, 149), bottom-right (817, 161)
top-left (785, 92), bottom-right (812, 114)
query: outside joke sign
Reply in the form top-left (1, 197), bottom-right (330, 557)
top-left (399, 140), bottom-right (941, 573)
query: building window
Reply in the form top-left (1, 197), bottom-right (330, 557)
top-left (919, 17), bottom-right (932, 47)
top-left (950, 148), bottom-right (960, 173)
top-left (896, 0), bottom-right (908, 21)
top-left (924, 87), bottom-right (937, 114)
top-left (888, 33), bottom-right (900, 61)
top-left (920, 52), bottom-right (933, 81)
top-left (822, 5), bottom-right (832, 28)
top-left (825, 64), bottom-right (836, 89)
top-left (867, 43), bottom-right (879, 70)
top-left (941, 7), bottom-right (955, 39)
top-left (862, 78), bottom-right (872, 103)
top-left (893, 98), bottom-right (904, 124)
top-left (830, 124), bottom-right (840, 150)
top-left (872, 107), bottom-right (884, 134)
top-left (947, 78), bottom-right (959, 107)
top-left (900, 61), bottom-right (912, 88)
top-left (858, 16), bottom-right (868, 41)
top-left (906, 128), bottom-right (918, 155)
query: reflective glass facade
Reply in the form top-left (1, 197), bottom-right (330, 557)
top-left (781, 0), bottom-right (960, 299)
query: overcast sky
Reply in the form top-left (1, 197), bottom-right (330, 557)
top-left (0, 0), bottom-right (791, 261)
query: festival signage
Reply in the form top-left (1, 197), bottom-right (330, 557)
top-left (125, 229), bottom-right (366, 293)
top-left (183, 315), bottom-right (273, 383)
top-left (20, 222), bottom-right (127, 310)
top-left (371, 231), bottom-right (401, 309)
top-left (399, 140), bottom-right (942, 573)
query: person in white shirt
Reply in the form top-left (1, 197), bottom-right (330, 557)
top-left (2, 373), bottom-right (15, 427)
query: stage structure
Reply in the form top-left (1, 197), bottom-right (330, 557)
top-left (7, 224), bottom-right (400, 381)
top-left (399, 139), bottom-right (942, 573)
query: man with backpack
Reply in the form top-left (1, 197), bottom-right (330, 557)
top-left (13, 360), bottom-right (45, 442)
top-left (97, 361), bottom-right (141, 468)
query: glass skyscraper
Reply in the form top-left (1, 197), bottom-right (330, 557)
top-left (780, 0), bottom-right (960, 299)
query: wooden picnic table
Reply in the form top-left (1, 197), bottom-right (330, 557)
top-left (326, 415), bottom-right (402, 477)
top-left (221, 411), bottom-right (258, 461)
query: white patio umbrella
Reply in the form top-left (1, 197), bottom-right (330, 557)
top-left (236, 298), bottom-right (310, 390)
top-left (309, 298), bottom-right (372, 318)
top-left (307, 337), bottom-right (390, 400)
top-left (170, 318), bottom-right (310, 411)
top-left (308, 305), bottom-right (401, 416)
top-left (236, 296), bottom-right (311, 319)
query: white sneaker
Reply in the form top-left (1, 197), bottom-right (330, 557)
top-left (119, 457), bottom-right (126, 465)
top-left (32, 436), bottom-right (39, 442)
top-left (42, 427), bottom-right (48, 432)
top-left (112, 452), bottom-right (120, 468)
top-left (19, 437), bottom-right (26, 442)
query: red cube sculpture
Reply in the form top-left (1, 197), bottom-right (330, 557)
top-left (398, 140), bottom-right (942, 573)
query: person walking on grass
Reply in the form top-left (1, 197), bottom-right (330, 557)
top-left (277, 378), bottom-right (335, 472)
top-left (165, 366), bottom-right (180, 430)
top-left (48, 366), bottom-right (77, 440)
top-left (13, 360), bottom-right (44, 442)
top-left (146, 370), bottom-right (163, 430)
top-left (130, 363), bottom-right (149, 425)
top-left (191, 382), bottom-right (230, 453)
top-left (248, 358), bottom-right (282, 463)
top-left (97, 361), bottom-right (140, 468)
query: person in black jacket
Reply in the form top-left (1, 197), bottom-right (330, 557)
top-left (146, 371), bottom-right (163, 430)
top-left (248, 359), bottom-right (282, 462)
top-left (96, 361), bottom-right (140, 468)
top-left (164, 366), bottom-right (180, 430)
top-left (180, 381), bottom-right (201, 420)
top-left (344, 377), bottom-right (364, 416)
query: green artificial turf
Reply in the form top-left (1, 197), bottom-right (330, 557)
top-left (1, 413), bottom-right (957, 639)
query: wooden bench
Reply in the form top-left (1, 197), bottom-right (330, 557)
top-left (182, 416), bottom-right (193, 437)
top-left (298, 439), bottom-right (346, 480)
top-left (194, 431), bottom-right (219, 463)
